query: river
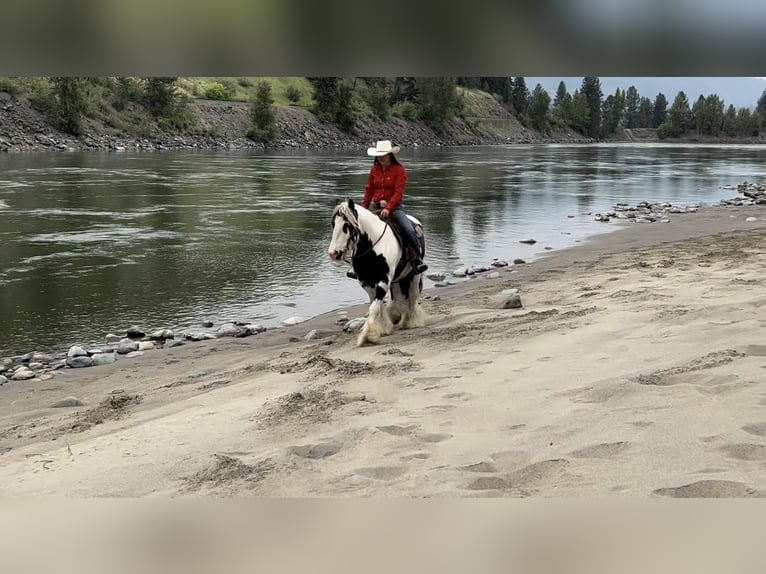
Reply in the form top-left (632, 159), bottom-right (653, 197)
top-left (1, 143), bottom-right (760, 357)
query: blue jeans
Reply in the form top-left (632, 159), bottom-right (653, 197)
top-left (371, 203), bottom-right (422, 257)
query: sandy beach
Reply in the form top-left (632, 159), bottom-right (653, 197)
top-left (2, 203), bottom-right (766, 497)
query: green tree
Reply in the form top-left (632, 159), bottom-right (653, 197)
top-left (364, 79), bottom-right (390, 120)
top-left (551, 81), bottom-right (571, 126)
top-left (308, 77), bottom-right (339, 123)
top-left (527, 84), bottom-right (551, 132)
top-left (580, 76), bottom-right (602, 138)
top-left (658, 91), bottom-right (692, 138)
top-left (736, 107), bottom-right (758, 137)
top-left (701, 94), bottom-right (724, 136)
top-left (652, 93), bottom-right (668, 128)
top-left (247, 80), bottom-right (276, 143)
top-left (623, 86), bottom-right (640, 128)
top-left (391, 77), bottom-right (417, 104)
top-left (602, 87), bottom-right (625, 134)
top-left (511, 77), bottom-right (530, 119)
top-left (692, 95), bottom-right (706, 135)
top-left (637, 97), bottom-right (653, 128)
top-left (722, 104), bottom-right (738, 137)
top-left (568, 90), bottom-right (590, 133)
top-left (51, 77), bottom-right (86, 135)
top-left (336, 81), bottom-right (356, 133)
top-left (415, 77), bottom-right (457, 134)
top-left (143, 77), bottom-right (178, 117)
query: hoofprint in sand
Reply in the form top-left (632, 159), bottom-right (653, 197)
top-left (1, 204), bottom-right (765, 497)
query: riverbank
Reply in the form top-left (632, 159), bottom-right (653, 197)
top-left (1, 200), bottom-right (765, 496)
top-left (0, 91), bottom-right (594, 154)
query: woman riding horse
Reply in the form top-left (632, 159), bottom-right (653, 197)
top-left (348, 140), bottom-right (427, 279)
top-left (329, 198), bottom-right (427, 346)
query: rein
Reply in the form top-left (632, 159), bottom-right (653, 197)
top-left (351, 220), bottom-right (389, 260)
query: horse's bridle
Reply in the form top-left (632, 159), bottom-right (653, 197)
top-left (336, 215), bottom-right (389, 263)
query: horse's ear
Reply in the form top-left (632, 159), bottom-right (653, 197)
top-left (347, 198), bottom-right (355, 210)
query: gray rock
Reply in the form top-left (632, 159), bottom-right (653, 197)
top-left (513, 259), bottom-right (526, 265)
top-left (105, 333), bottom-right (122, 344)
top-left (67, 345), bottom-right (88, 358)
top-left (167, 338), bottom-right (186, 348)
top-left (51, 397), bottom-right (83, 408)
top-left (486, 271), bottom-right (500, 279)
top-left (124, 351), bottom-right (145, 359)
top-left (519, 238), bottom-right (537, 244)
top-left (426, 272), bottom-right (447, 282)
top-left (149, 328), bottom-right (174, 340)
top-left (66, 356), bottom-right (94, 368)
top-left (11, 367), bottom-right (35, 380)
top-left (31, 352), bottom-right (56, 363)
top-left (281, 316), bottom-right (306, 326)
top-left (215, 323), bottom-right (241, 337)
top-left (91, 353), bottom-right (117, 366)
top-left (452, 267), bottom-right (468, 277)
top-left (490, 260), bottom-right (509, 267)
top-left (494, 293), bottom-right (523, 309)
top-left (116, 340), bottom-right (139, 354)
top-left (0, 375), bottom-right (8, 384)
top-left (202, 320), bottom-right (214, 328)
top-left (343, 318), bottom-right (367, 332)
top-left (137, 341), bottom-right (155, 351)
top-left (304, 329), bottom-right (321, 340)
top-left (126, 325), bottom-right (145, 338)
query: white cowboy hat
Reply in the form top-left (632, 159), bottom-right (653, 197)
top-left (367, 140), bottom-right (401, 157)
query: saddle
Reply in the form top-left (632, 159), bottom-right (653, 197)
top-left (384, 213), bottom-right (426, 264)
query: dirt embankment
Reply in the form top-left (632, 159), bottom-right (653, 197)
top-left (0, 90), bottom-right (593, 153)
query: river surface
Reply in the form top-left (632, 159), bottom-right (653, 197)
top-left (1, 143), bottom-right (760, 357)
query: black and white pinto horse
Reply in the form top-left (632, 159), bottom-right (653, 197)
top-left (328, 198), bottom-right (427, 346)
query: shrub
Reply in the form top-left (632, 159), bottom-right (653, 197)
top-left (204, 82), bottom-right (230, 100)
top-left (285, 85), bottom-right (301, 103)
top-left (391, 100), bottom-right (420, 121)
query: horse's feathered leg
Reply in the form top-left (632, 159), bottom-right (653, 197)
top-left (400, 273), bottom-right (426, 329)
top-left (358, 280), bottom-right (394, 346)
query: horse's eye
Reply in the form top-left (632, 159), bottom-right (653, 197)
top-left (343, 223), bottom-right (350, 234)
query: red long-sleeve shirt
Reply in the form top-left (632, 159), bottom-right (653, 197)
top-left (361, 162), bottom-right (407, 211)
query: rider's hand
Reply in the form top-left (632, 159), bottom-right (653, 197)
top-left (380, 209), bottom-right (390, 219)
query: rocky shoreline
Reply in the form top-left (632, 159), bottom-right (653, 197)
top-left (1, 183), bottom-right (762, 388)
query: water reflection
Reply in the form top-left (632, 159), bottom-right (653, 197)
top-left (0, 144), bottom-right (760, 356)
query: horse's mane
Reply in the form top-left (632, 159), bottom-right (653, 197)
top-left (334, 201), bottom-right (361, 229)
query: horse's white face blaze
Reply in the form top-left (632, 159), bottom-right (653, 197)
top-left (328, 214), bottom-right (352, 261)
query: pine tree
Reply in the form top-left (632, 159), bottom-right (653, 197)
top-left (652, 93), bottom-right (668, 128)
top-left (308, 77), bottom-right (339, 123)
top-left (638, 97), bottom-right (653, 128)
top-left (551, 81), bottom-right (570, 126)
top-left (511, 77), bottom-right (530, 119)
top-left (51, 77), bottom-right (86, 136)
top-left (143, 77), bottom-right (178, 118)
top-left (527, 84), bottom-right (551, 132)
top-left (658, 91), bottom-right (692, 138)
top-left (247, 80), bottom-right (276, 143)
top-left (623, 86), bottom-right (640, 129)
top-left (580, 77), bottom-right (602, 138)
top-left (415, 77), bottom-right (457, 134)
top-left (722, 104), bottom-right (738, 137)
